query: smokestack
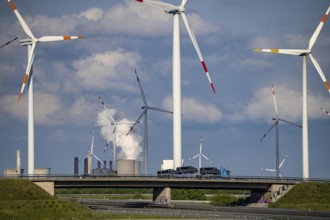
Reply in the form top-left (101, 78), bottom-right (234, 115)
top-left (103, 160), bottom-right (107, 169)
top-left (74, 157), bottom-right (79, 176)
top-left (16, 150), bottom-right (21, 175)
top-left (84, 158), bottom-right (88, 175)
top-left (97, 161), bottom-right (101, 169)
top-left (109, 161), bottom-right (112, 171)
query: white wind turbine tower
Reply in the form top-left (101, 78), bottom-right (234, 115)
top-left (189, 138), bottom-right (212, 172)
top-left (262, 155), bottom-right (288, 179)
top-left (127, 70), bottom-right (172, 175)
top-left (135, 0), bottom-right (216, 169)
top-left (8, 0), bottom-right (84, 175)
top-left (321, 107), bottom-right (330, 116)
top-left (98, 96), bottom-right (137, 171)
top-left (255, 6), bottom-right (330, 179)
top-left (86, 131), bottom-right (105, 175)
top-left (260, 85), bottom-right (302, 178)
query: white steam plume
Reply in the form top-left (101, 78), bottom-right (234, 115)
top-left (97, 108), bottom-right (142, 160)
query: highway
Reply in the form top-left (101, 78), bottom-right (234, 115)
top-left (71, 198), bottom-right (330, 220)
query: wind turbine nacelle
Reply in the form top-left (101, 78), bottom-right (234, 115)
top-left (20, 38), bottom-right (33, 46)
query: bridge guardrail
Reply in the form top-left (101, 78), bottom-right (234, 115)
top-left (1, 174), bottom-right (330, 183)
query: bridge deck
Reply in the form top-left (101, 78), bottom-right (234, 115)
top-left (30, 176), bottom-right (299, 191)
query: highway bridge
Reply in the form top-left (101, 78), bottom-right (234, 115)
top-left (4, 175), bottom-right (329, 204)
top-left (22, 175), bottom-right (312, 204)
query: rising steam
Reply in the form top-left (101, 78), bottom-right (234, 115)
top-left (96, 108), bottom-right (142, 161)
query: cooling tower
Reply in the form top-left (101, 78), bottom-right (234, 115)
top-left (117, 160), bottom-right (140, 175)
top-left (134, 160), bottom-right (140, 175)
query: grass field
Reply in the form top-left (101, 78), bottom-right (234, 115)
top-left (1, 178), bottom-right (330, 219)
top-left (0, 179), bottom-right (183, 219)
top-left (269, 182), bottom-right (330, 211)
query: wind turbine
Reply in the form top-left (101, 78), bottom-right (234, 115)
top-left (189, 137), bottom-right (212, 172)
top-left (0, 37), bottom-right (18, 48)
top-left (262, 155), bottom-right (288, 179)
top-left (8, 0), bottom-right (84, 175)
top-left (321, 107), bottom-right (330, 116)
top-left (85, 131), bottom-right (105, 175)
top-left (260, 85), bottom-right (302, 178)
top-left (98, 96), bottom-right (137, 171)
top-left (126, 70), bottom-right (172, 174)
top-left (135, 0), bottom-right (216, 169)
top-left (255, 6), bottom-right (330, 179)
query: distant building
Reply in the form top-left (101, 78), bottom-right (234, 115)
top-left (161, 160), bottom-right (174, 170)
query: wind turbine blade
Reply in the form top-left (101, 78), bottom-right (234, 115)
top-left (279, 155), bottom-right (288, 168)
top-left (8, 0), bottom-right (35, 39)
top-left (191, 154), bottom-right (199, 159)
top-left (116, 121), bottom-right (140, 125)
top-left (0, 37), bottom-right (18, 48)
top-left (18, 43), bottom-right (36, 102)
top-left (202, 154), bottom-right (210, 161)
top-left (93, 154), bottom-right (104, 166)
top-left (321, 107), bottom-right (330, 116)
top-left (260, 121), bottom-right (278, 142)
top-left (278, 118), bottom-right (302, 128)
top-left (149, 106), bottom-right (173, 114)
top-left (309, 6), bottom-right (330, 50)
top-left (98, 96), bottom-right (108, 109)
top-left (272, 85), bottom-right (279, 118)
top-left (135, 0), bottom-right (178, 13)
top-left (104, 142), bottom-right (109, 152)
top-left (254, 49), bottom-right (308, 56)
top-left (181, 0), bottom-right (189, 7)
top-left (38, 36), bottom-right (84, 42)
top-left (126, 109), bottom-right (147, 136)
top-left (264, 168), bottom-right (276, 172)
top-left (134, 70), bottom-right (148, 106)
top-left (180, 12), bottom-right (216, 93)
top-left (309, 54), bottom-right (330, 93)
top-left (98, 96), bottom-right (116, 123)
top-left (91, 131), bottom-right (95, 154)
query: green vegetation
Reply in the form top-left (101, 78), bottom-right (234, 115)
top-left (0, 179), bottom-right (95, 219)
top-left (0, 179), bottom-right (189, 219)
top-left (172, 189), bottom-right (207, 200)
top-left (209, 194), bottom-right (248, 206)
top-left (269, 182), bottom-right (330, 211)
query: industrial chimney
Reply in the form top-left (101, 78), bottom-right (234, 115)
top-left (16, 150), bottom-right (21, 175)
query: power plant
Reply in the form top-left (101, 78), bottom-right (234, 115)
top-left (76, 157), bottom-right (141, 176)
top-left (3, 150), bottom-right (51, 176)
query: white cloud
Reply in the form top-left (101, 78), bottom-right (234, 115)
top-left (248, 36), bottom-right (281, 49)
top-left (283, 34), bottom-right (308, 48)
top-left (72, 50), bottom-right (141, 91)
top-left (162, 96), bottom-right (223, 123)
top-left (67, 95), bottom-right (100, 126)
top-left (232, 58), bottom-right (274, 71)
top-left (75, 1), bottom-right (219, 37)
top-left (0, 92), bottom-right (62, 126)
top-left (227, 86), bottom-right (330, 123)
top-left (26, 15), bottom-right (82, 36)
top-left (79, 7), bottom-right (104, 22)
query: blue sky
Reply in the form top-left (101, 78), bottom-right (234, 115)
top-left (0, 0), bottom-right (329, 178)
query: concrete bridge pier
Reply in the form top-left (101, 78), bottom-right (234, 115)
top-left (153, 187), bottom-right (171, 205)
top-left (34, 182), bottom-right (55, 196)
top-left (250, 184), bottom-right (293, 203)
